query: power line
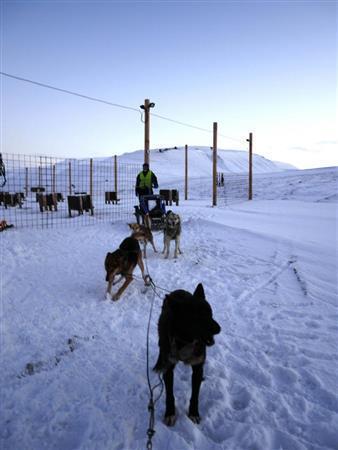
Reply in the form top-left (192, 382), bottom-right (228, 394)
top-left (0, 71), bottom-right (246, 145)
top-left (151, 112), bottom-right (213, 134)
top-left (151, 112), bottom-right (245, 144)
top-left (0, 71), bottom-right (142, 115)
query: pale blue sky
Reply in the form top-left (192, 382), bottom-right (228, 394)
top-left (1, 0), bottom-right (336, 168)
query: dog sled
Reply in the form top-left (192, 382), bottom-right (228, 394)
top-left (134, 194), bottom-right (166, 231)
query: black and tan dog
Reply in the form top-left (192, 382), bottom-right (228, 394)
top-left (128, 223), bottom-right (157, 258)
top-left (104, 236), bottom-right (146, 301)
top-left (153, 283), bottom-right (221, 426)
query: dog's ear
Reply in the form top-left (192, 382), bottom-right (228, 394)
top-left (128, 223), bottom-right (132, 229)
top-left (193, 283), bottom-right (205, 300)
top-left (211, 319), bottom-right (221, 335)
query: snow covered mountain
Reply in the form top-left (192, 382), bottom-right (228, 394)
top-left (115, 146), bottom-right (296, 183)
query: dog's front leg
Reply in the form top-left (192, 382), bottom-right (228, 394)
top-left (163, 364), bottom-right (176, 426)
top-left (112, 275), bottom-right (133, 301)
top-left (188, 363), bottom-right (204, 424)
top-left (174, 236), bottom-right (182, 258)
top-left (137, 253), bottom-right (146, 280)
top-left (150, 237), bottom-right (157, 253)
top-left (163, 237), bottom-right (170, 259)
top-left (177, 235), bottom-right (183, 255)
top-left (106, 270), bottom-right (117, 300)
top-left (162, 235), bottom-right (166, 255)
top-left (144, 214), bottom-right (151, 229)
top-left (143, 242), bottom-right (147, 259)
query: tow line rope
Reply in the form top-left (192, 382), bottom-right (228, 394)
top-left (133, 273), bottom-right (171, 297)
top-left (144, 259), bottom-right (164, 450)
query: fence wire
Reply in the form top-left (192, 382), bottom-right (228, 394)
top-left (0, 153), bottom-right (250, 230)
top-left (219, 173), bottom-right (249, 205)
top-left (0, 153), bottom-right (140, 229)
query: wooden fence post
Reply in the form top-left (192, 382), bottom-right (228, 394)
top-left (114, 155), bottom-right (117, 194)
top-left (68, 161), bottom-right (72, 195)
top-left (25, 167), bottom-right (28, 197)
top-left (247, 132), bottom-right (253, 200)
top-left (185, 144), bottom-right (188, 200)
top-left (52, 163), bottom-right (56, 193)
top-left (89, 158), bottom-right (93, 197)
top-left (212, 122), bottom-right (217, 206)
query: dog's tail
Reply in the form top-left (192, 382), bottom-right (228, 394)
top-left (153, 357), bottom-right (163, 373)
top-left (153, 352), bottom-right (169, 373)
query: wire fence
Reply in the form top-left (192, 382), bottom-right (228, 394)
top-left (0, 153), bottom-right (139, 229)
top-left (220, 173), bottom-right (249, 205)
top-left (0, 153), bottom-right (250, 230)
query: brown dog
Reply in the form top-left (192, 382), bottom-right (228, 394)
top-left (128, 223), bottom-right (157, 258)
top-left (104, 236), bottom-right (146, 301)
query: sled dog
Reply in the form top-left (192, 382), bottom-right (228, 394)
top-left (104, 236), bottom-right (146, 301)
top-left (128, 223), bottom-right (157, 258)
top-left (162, 211), bottom-right (182, 258)
top-left (153, 283), bottom-right (221, 426)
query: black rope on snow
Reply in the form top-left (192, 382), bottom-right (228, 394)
top-left (132, 273), bottom-right (171, 297)
top-left (145, 271), bottom-right (164, 450)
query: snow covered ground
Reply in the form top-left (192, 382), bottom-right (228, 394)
top-left (1, 166), bottom-right (337, 450)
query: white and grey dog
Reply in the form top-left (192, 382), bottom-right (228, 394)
top-left (162, 210), bottom-right (182, 259)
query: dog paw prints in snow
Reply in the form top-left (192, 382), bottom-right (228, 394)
top-left (297, 368), bottom-right (338, 414)
top-left (202, 410), bottom-right (237, 443)
top-left (270, 365), bottom-right (298, 390)
top-left (231, 387), bottom-right (251, 411)
top-left (304, 320), bottom-right (321, 329)
top-left (227, 381), bottom-right (252, 413)
top-left (300, 348), bottom-right (338, 361)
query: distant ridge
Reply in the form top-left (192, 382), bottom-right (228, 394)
top-left (113, 146), bottom-right (297, 183)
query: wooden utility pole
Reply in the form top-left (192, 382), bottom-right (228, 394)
top-left (140, 98), bottom-right (155, 165)
top-left (247, 132), bottom-right (253, 200)
top-left (144, 99), bottom-right (150, 165)
top-left (185, 144), bottom-right (188, 200)
top-left (212, 122), bottom-right (218, 206)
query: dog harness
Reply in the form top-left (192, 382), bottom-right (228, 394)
top-left (169, 337), bottom-right (206, 366)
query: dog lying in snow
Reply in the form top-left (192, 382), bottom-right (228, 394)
top-left (153, 283), bottom-right (221, 425)
top-left (0, 220), bottom-right (14, 232)
top-left (104, 236), bottom-right (146, 301)
top-left (162, 211), bottom-right (182, 259)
